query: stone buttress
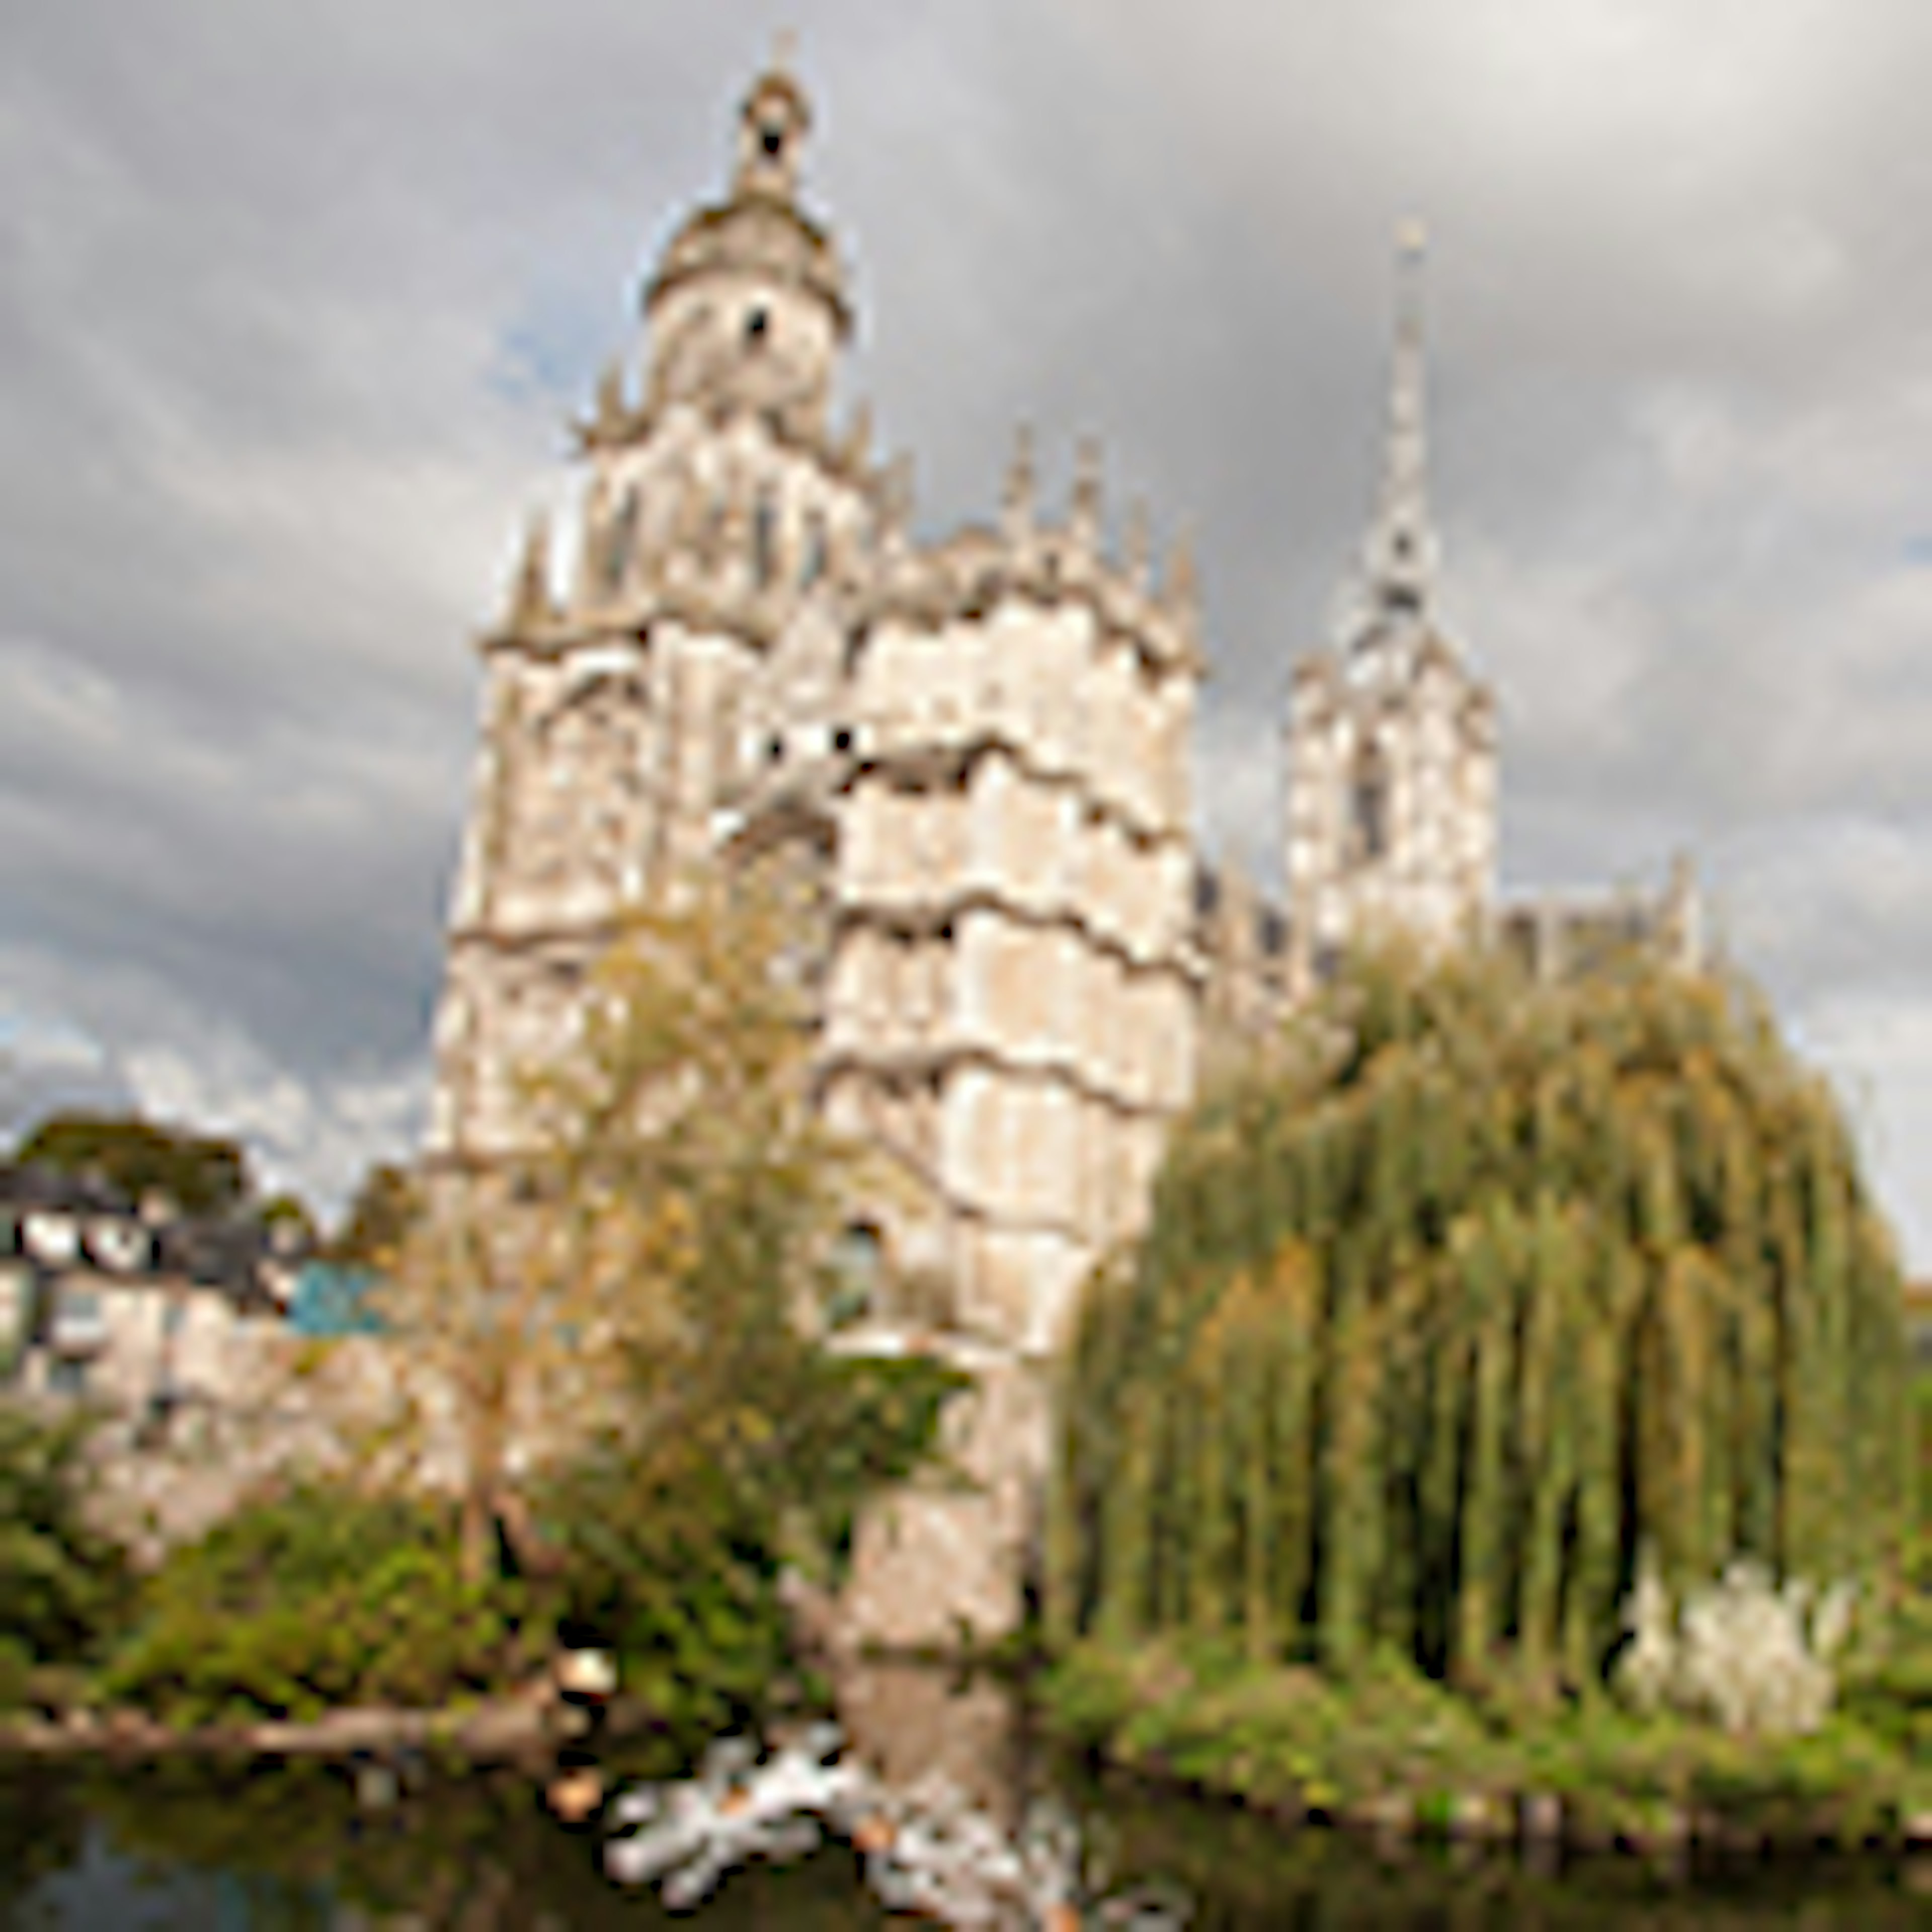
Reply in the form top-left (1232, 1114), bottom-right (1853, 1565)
top-left (813, 430), bottom-right (1202, 1361)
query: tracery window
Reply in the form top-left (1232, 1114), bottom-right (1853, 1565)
top-left (1350, 740), bottom-right (1391, 864)
top-left (800, 510), bottom-right (828, 588)
top-left (606, 485), bottom-right (640, 593)
top-left (752, 490), bottom-right (777, 588)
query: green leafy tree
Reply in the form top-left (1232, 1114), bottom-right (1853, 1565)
top-left (360, 868), bottom-right (869, 1586)
top-left (13, 1111), bottom-right (249, 1218)
top-left (1049, 941), bottom-right (1912, 1696)
top-left (325, 1162), bottom-right (416, 1266)
top-left (257, 1192), bottom-right (318, 1248)
top-left (534, 1350), bottom-right (967, 1749)
top-left (0, 1401), bottom-right (135, 1668)
top-left (96, 1478), bottom-right (546, 1722)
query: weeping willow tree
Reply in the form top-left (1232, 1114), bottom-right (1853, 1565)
top-left (1046, 941), bottom-right (1911, 1689)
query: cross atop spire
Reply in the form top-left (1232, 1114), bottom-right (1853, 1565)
top-left (1353, 220), bottom-right (1438, 640)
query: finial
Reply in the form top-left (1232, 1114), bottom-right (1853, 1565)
top-left (1665, 850), bottom-right (1703, 970)
top-left (1163, 523), bottom-right (1198, 617)
top-left (838, 397), bottom-right (873, 471)
top-left (1122, 498), bottom-right (1151, 589)
top-left (594, 358), bottom-right (626, 435)
top-left (880, 451), bottom-right (915, 538)
top-left (1069, 436), bottom-right (1103, 550)
top-left (1002, 422), bottom-right (1036, 538)
top-left (507, 512), bottom-right (551, 631)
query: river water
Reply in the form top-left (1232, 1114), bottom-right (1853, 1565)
top-left (4, 1664), bottom-right (1929, 1928)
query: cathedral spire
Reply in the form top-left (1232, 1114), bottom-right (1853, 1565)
top-left (1354, 220), bottom-right (1437, 635)
top-left (1002, 422), bottom-right (1036, 541)
top-left (505, 511), bottom-right (552, 633)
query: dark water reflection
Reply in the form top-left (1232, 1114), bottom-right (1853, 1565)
top-left (4, 1666), bottom-right (1930, 1928)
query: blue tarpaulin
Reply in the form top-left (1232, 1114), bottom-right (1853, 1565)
top-left (286, 1263), bottom-right (387, 1337)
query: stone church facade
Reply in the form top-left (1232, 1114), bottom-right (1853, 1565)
top-left (422, 54), bottom-right (1697, 1636)
top-left (427, 54), bottom-right (1202, 1369)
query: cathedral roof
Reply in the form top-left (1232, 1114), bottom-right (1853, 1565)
top-left (646, 196), bottom-right (852, 335)
top-left (642, 51), bottom-right (854, 338)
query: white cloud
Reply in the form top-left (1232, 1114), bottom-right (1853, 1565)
top-left (1789, 987), bottom-right (1932, 1277)
top-left (0, 940), bottom-right (426, 1219)
top-left (123, 1034), bottom-right (428, 1221)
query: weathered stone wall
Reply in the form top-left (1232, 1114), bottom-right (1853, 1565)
top-left (74, 1327), bottom-right (603, 1570)
top-left (833, 1344), bottom-right (1050, 1649)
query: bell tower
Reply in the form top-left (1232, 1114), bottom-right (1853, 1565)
top-left (638, 38), bottom-right (852, 440)
top-left (1284, 225), bottom-right (1496, 991)
top-left (426, 43), bottom-right (880, 1169)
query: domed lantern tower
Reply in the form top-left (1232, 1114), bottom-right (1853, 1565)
top-left (427, 45), bottom-right (884, 1168)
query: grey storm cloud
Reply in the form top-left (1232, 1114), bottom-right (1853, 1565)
top-left (5, 0), bottom-right (1932, 1261)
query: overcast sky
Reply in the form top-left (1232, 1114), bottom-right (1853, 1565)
top-left (4, 0), bottom-right (1931, 1263)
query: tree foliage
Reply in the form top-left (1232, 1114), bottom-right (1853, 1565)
top-left (12, 1111), bottom-right (251, 1218)
top-left (533, 1350), bottom-right (967, 1749)
top-left (361, 868), bottom-right (869, 1585)
top-left (325, 1162), bottom-right (417, 1267)
top-left (257, 1191), bottom-right (319, 1247)
top-left (96, 1479), bottom-right (546, 1723)
top-left (1048, 941), bottom-right (1912, 1694)
top-left (0, 1400), bottom-right (135, 1667)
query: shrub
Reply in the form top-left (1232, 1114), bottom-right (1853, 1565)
top-left (0, 1634), bottom-right (30, 1712)
top-left (98, 1479), bottom-right (545, 1723)
top-left (1612, 1544), bottom-right (1859, 1737)
top-left (0, 1399), bottom-right (134, 1666)
top-left (529, 1350), bottom-right (966, 1754)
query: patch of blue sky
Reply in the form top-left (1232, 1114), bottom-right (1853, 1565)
top-left (0, 1007), bottom-right (105, 1071)
top-left (489, 287), bottom-right (630, 411)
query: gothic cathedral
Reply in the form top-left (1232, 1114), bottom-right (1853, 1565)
top-left (425, 52), bottom-right (1698, 1371)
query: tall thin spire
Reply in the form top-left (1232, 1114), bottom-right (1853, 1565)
top-left (1356, 219), bottom-right (1437, 632)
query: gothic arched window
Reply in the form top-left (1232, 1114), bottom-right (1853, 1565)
top-left (1350, 741), bottom-right (1390, 864)
top-left (606, 486), bottom-right (640, 593)
top-left (800, 510), bottom-right (828, 588)
top-left (752, 491), bottom-right (777, 588)
top-left (826, 1222), bottom-right (884, 1330)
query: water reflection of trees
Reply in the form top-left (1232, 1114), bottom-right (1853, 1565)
top-left (8, 1743), bottom-right (1928, 1929)
top-left (1068, 1763), bottom-right (1932, 1932)
top-left (37, 1754), bottom-right (890, 1932)
top-left (0, 1759), bottom-right (88, 1895)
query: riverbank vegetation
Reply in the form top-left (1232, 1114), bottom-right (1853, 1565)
top-left (1040, 1629), bottom-right (1932, 1850)
top-left (1042, 940), bottom-right (1930, 1841)
top-left (9, 915), bottom-right (1928, 1859)
top-left (0, 1401), bottom-right (133, 1713)
top-left (1, 874), bottom-right (968, 1759)
top-left (1, 1345), bottom-right (960, 1756)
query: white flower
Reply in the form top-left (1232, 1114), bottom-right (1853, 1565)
top-left (1613, 1546), bottom-right (1860, 1738)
